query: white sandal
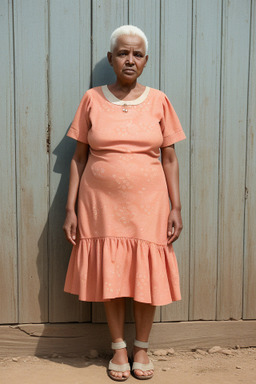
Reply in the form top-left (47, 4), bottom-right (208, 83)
top-left (108, 340), bottom-right (131, 382)
top-left (132, 339), bottom-right (154, 380)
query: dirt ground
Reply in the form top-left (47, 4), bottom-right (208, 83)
top-left (0, 347), bottom-right (255, 384)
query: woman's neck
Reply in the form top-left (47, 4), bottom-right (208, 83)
top-left (111, 80), bottom-right (138, 92)
top-left (107, 81), bottom-right (145, 100)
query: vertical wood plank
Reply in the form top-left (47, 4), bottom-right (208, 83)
top-left (91, 0), bottom-right (128, 87)
top-left (160, 0), bottom-right (192, 322)
top-left (129, 0), bottom-right (161, 323)
top-left (129, 0), bottom-right (160, 88)
top-left (13, 0), bottom-right (49, 323)
top-left (244, 0), bottom-right (256, 320)
top-left (217, 0), bottom-right (251, 320)
top-left (91, 0), bottom-right (128, 323)
top-left (0, 0), bottom-right (18, 323)
top-left (49, 0), bottom-right (91, 322)
top-left (244, 0), bottom-right (256, 319)
top-left (189, 0), bottom-right (221, 320)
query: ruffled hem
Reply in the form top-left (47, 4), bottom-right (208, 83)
top-left (64, 237), bottom-right (182, 306)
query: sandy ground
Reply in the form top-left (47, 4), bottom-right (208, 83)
top-left (0, 347), bottom-right (255, 384)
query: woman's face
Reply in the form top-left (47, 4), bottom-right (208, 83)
top-left (108, 34), bottom-right (148, 84)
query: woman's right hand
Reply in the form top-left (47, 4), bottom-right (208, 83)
top-left (63, 210), bottom-right (77, 246)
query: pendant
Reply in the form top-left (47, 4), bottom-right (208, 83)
top-left (122, 104), bottom-right (128, 113)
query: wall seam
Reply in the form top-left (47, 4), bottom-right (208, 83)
top-left (46, 0), bottom-right (50, 323)
top-left (12, 0), bottom-right (19, 324)
top-left (242, 0), bottom-right (252, 320)
top-left (159, 0), bottom-right (162, 323)
top-left (159, 0), bottom-right (162, 91)
top-left (188, 0), bottom-right (194, 322)
top-left (90, 0), bottom-right (93, 89)
top-left (90, 0), bottom-right (93, 321)
top-left (216, 0), bottom-right (223, 322)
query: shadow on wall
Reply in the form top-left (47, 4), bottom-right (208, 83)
top-left (92, 57), bottom-right (116, 86)
top-left (35, 57), bottom-right (118, 359)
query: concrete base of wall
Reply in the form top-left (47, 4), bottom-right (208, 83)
top-left (1, 320), bottom-right (256, 357)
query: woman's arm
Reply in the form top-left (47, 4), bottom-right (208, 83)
top-left (161, 144), bottom-right (183, 244)
top-left (63, 141), bottom-right (89, 245)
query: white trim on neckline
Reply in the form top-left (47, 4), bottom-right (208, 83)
top-left (101, 85), bottom-right (150, 106)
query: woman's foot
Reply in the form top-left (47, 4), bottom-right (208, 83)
top-left (132, 345), bottom-right (154, 378)
top-left (109, 347), bottom-right (131, 380)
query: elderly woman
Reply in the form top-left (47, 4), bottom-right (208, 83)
top-left (63, 25), bottom-right (186, 381)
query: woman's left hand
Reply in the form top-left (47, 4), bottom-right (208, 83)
top-left (167, 208), bottom-right (183, 244)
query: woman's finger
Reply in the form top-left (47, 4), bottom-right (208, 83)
top-left (62, 225), bottom-right (69, 240)
top-left (69, 237), bottom-right (76, 246)
top-left (168, 233), bottom-right (178, 244)
top-left (167, 221), bottom-right (178, 244)
top-left (63, 224), bottom-right (76, 246)
top-left (168, 225), bottom-right (174, 235)
top-left (70, 224), bottom-right (77, 245)
top-left (168, 224), bottom-right (182, 244)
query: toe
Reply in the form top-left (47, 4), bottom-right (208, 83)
top-left (114, 371), bottom-right (121, 379)
top-left (110, 370), bottom-right (119, 378)
top-left (123, 370), bottom-right (130, 378)
top-left (134, 369), bottom-right (143, 376)
top-left (119, 372), bottom-right (123, 379)
top-left (134, 369), bottom-right (153, 377)
top-left (110, 369), bottom-right (130, 379)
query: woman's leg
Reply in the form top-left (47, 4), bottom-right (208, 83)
top-left (133, 300), bottom-right (156, 377)
top-left (104, 298), bottom-right (130, 379)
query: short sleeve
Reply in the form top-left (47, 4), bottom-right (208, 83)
top-left (67, 91), bottom-right (91, 144)
top-left (160, 94), bottom-right (186, 147)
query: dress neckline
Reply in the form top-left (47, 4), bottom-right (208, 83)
top-left (101, 85), bottom-right (150, 106)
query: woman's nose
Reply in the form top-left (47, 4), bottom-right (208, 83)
top-left (126, 53), bottom-right (134, 64)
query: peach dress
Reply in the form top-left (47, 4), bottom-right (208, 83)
top-left (64, 85), bottom-right (186, 306)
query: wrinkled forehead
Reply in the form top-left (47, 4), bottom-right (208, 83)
top-left (114, 34), bottom-right (146, 53)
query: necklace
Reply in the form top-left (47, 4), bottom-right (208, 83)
top-left (122, 104), bottom-right (128, 113)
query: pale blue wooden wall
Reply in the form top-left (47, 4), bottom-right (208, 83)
top-left (1, 0), bottom-right (255, 324)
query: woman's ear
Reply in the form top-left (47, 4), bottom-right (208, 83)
top-left (144, 55), bottom-right (149, 67)
top-left (107, 51), bottom-right (113, 66)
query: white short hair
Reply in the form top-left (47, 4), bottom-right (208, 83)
top-left (110, 25), bottom-right (148, 54)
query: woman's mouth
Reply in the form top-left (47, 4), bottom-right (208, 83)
top-left (123, 69), bottom-right (135, 74)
